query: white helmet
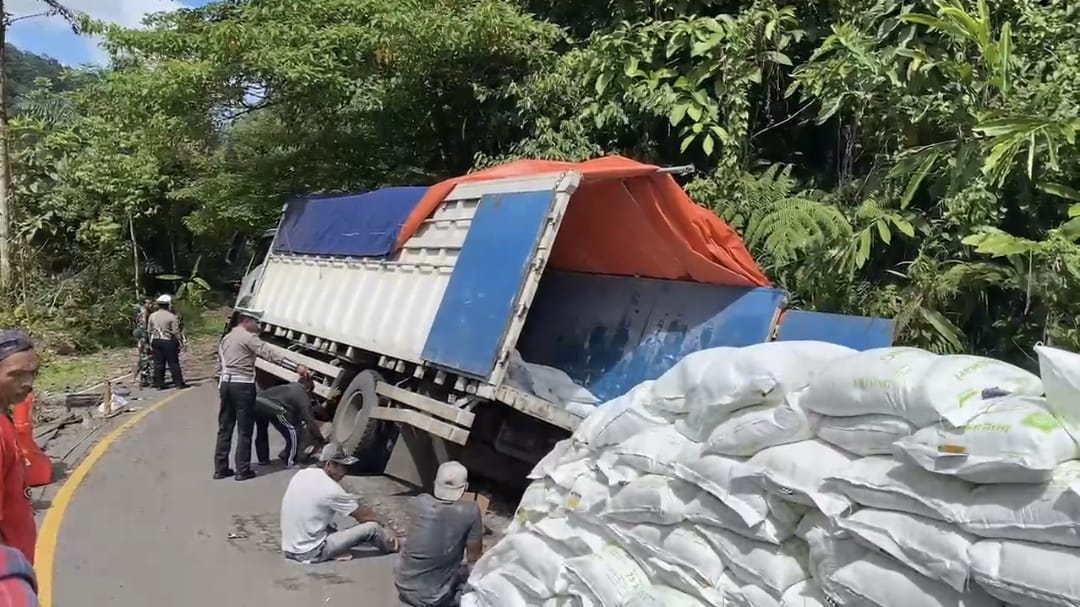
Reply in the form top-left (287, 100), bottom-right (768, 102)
top-left (155, 294), bottom-right (173, 305)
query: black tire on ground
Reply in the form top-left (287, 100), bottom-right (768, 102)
top-left (332, 370), bottom-right (388, 467)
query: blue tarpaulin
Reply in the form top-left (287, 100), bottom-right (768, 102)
top-left (273, 187), bottom-right (429, 258)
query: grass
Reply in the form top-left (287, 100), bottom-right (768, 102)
top-left (36, 306), bottom-right (229, 394)
top-left (37, 353), bottom-right (132, 394)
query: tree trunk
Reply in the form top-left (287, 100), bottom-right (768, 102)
top-left (129, 213), bottom-right (140, 299)
top-left (0, 7), bottom-right (12, 289)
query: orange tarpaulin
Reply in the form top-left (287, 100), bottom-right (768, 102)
top-left (397, 156), bottom-right (770, 288)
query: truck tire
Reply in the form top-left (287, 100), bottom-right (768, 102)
top-left (332, 370), bottom-right (385, 465)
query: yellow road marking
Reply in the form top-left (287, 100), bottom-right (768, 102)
top-left (36, 390), bottom-right (187, 606)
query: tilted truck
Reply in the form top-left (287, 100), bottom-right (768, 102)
top-left (239, 157), bottom-right (895, 488)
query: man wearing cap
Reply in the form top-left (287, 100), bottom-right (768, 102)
top-left (395, 461), bottom-right (484, 607)
top-left (0, 330), bottom-right (39, 564)
top-left (216, 309), bottom-right (300, 481)
top-left (279, 443), bottom-right (398, 563)
top-left (148, 294), bottom-right (188, 390)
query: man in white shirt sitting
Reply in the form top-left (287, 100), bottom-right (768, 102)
top-left (280, 443), bottom-right (398, 563)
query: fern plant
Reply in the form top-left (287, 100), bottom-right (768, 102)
top-left (689, 164), bottom-right (853, 269)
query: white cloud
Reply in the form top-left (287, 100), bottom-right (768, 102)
top-left (8, 0), bottom-right (188, 64)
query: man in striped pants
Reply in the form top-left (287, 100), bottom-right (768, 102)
top-left (254, 370), bottom-right (326, 468)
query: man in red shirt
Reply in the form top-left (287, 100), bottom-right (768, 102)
top-left (0, 331), bottom-right (39, 564)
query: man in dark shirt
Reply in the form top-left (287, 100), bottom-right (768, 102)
top-left (395, 461), bottom-right (484, 607)
top-left (254, 370), bottom-right (326, 467)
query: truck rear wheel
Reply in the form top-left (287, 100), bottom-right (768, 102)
top-left (332, 370), bottom-right (386, 468)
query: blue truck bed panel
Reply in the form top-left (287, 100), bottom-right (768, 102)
top-left (422, 190), bottom-right (558, 378)
top-left (516, 271), bottom-right (788, 402)
top-left (775, 309), bottom-right (895, 350)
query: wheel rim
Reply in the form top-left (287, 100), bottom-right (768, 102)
top-left (334, 390), bottom-right (366, 443)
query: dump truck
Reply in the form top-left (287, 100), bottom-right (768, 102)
top-left (238, 157), bottom-right (894, 488)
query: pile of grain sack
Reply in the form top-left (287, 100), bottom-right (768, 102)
top-left (462, 342), bottom-right (1080, 607)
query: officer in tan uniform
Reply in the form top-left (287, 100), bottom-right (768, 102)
top-left (216, 309), bottom-right (300, 481)
top-left (147, 294), bottom-right (187, 390)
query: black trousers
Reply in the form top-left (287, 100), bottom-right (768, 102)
top-left (151, 338), bottom-right (185, 388)
top-left (254, 396), bottom-right (300, 466)
top-left (215, 382), bottom-right (257, 475)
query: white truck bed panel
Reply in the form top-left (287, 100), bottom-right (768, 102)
top-left (249, 173), bottom-right (573, 368)
top-left (250, 197), bottom-right (475, 363)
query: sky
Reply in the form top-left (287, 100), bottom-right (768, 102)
top-left (8, 0), bottom-right (213, 66)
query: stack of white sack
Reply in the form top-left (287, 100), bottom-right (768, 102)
top-left (465, 341), bottom-right (853, 607)
top-left (463, 342), bottom-right (1080, 607)
top-left (807, 346), bottom-right (1080, 607)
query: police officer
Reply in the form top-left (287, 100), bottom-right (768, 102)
top-left (215, 309), bottom-right (298, 481)
top-left (147, 295), bottom-right (187, 390)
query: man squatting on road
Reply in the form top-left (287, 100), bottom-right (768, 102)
top-left (254, 367), bottom-right (327, 467)
top-left (395, 461), bottom-right (484, 607)
top-left (279, 443), bottom-right (398, 564)
top-left (216, 309), bottom-right (301, 481)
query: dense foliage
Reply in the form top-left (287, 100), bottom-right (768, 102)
top-left (5, 0), bottom-right (1080, 363)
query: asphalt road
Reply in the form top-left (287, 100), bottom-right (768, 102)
top-left (49, 383), bottom-right (403, 606)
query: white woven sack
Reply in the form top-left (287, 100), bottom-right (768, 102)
top-left (735, 439), bottom-right (856, 516)
top-left (530, 516), bottom-right (612, 556)
top-left (603, 474), bottom-right (697, 525)
top-left (557, 545), bottom-right (651, 607)
top-left (957, 459), bottom-right (1080, 547)
top-left (469, 530), bottom-right (570, 594)
top-left (672, 453), bottom-right (764, 525)
top-left (969, 539), bottom-right (1080, 607)
top-left (797, 511), bottom-right (863, 575)
top-left (837, 508), bottom-right (975, 591)
top-left (562, 468), bottom-right (612, 518)
top-left (1036, 344), bottom-right (1080, 433)
top-left (684, 490), bottom-right (796, 545)
top-left (729, 584), bottom-right (782, 607)
top-left (827, 549), bottom-right (1001, 607)
top-left (514, 478), bottom-right (567, 527)
top-left (624, 584), bottom-right (710, 607)
top-left (766, 495), bottom-right (811, 527)
top-left (608, 522), bottom-right (726, 589)
top-left (596, 426), bottom-right (702, 485)
top-left (675, 341), bottom-right (856, 441)
top-left (572, 381), bottom-right (668, 449)
top-left (780, 581), bottom-right (830, 607)
top-left (547, 457), bottom-right (592, 490)
top-left (800, 347), bottom-right (940, 423)
top-left (649, 347), bottom-right (738, 415)
top-left (704, 393), bottom-right (818, 457)
top-left (815, 414), bottom-right (916, 456)
top-left (894, 396), bottom-right (1079, 484)
top-left (823, 456), bottom-right (971, 521)
top-left (530, 438), bottom-right (590, 480)
top-left (916, 355), bottom-right (1044, 426)
top-left (799, 516), bottom-right (872, 602)
top-left (467, 571), bottom-right (534, 607)
top-left (697, 526), bottom-right (811, 598)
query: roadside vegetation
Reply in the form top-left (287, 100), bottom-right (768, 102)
top-left (2, 0), bottom-right (1079, 368)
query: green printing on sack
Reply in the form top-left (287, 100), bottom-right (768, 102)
top-left (1021, 411), bottom-right (1062, 434)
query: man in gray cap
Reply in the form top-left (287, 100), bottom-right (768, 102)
top-left (279, 443), bottom-right (398, 564)
top-left (395, 461), bottom-right (484, 606)
top-left (215, 309), bottom-right (299, 481)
